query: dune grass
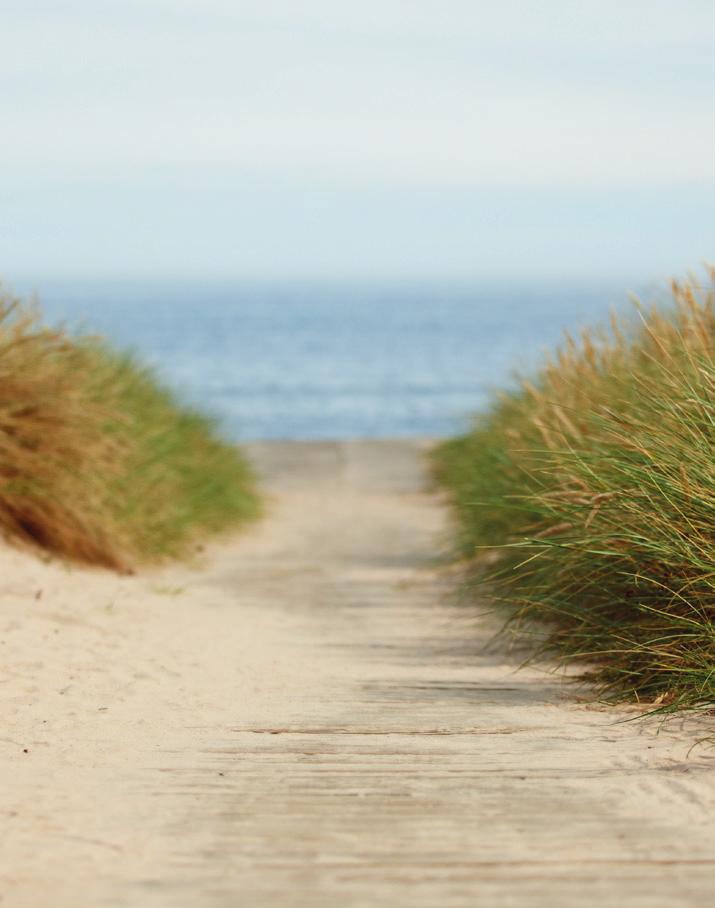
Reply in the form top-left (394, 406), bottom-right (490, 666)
top-left (434, 274), bottom-right (714, 713)
top-left (0, 289), bottom-right (259, 570)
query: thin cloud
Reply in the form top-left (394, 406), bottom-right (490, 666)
top-left (2, 2), bottom-right (715, 279)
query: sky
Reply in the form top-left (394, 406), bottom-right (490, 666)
top-left (3, 0), bottom-right (715, 285)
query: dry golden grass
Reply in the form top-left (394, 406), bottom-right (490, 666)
top-left (0, 289), bottom-right (258, 570)
top-left (435, 272), bottom-right (715, 711)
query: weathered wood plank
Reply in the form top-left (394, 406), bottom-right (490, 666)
top-left (139, 441), bottom-right (715, 907)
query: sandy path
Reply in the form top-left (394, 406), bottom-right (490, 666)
top-left (0, 439), bottom-right (713, 907)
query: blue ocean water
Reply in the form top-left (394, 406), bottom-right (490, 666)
top-left (35, 282), bottom-right (626, 440)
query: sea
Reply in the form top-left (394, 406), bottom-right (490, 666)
top-left (33, 281), bottom-right (631, 441)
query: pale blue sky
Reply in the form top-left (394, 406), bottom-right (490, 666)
top-left (3, 1), bottom-right (715, 283)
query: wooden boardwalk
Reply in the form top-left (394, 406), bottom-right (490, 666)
top-left (2, 441), bottom-right (714, 906)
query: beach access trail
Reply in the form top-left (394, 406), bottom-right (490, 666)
top-left (1, 440), bottom-right (713, 907)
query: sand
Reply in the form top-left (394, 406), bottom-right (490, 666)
top-left (1, 439), bottom-right (713, 907)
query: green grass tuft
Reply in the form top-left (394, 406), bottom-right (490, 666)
top-left (434, 274), bottom-right (715, 713)
top-left (0, 289), bottom-right (259, 570)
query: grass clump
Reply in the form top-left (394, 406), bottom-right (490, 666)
top-left (0, 289), bottom-right (259, 570)
top-left (434, 274), bottom-right (714, 713)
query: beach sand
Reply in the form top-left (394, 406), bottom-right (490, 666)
top-left (1, 440), bottom-right (713, 907)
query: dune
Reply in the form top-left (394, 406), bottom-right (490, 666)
top-left (1, 440), bottom-right (713, 907)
